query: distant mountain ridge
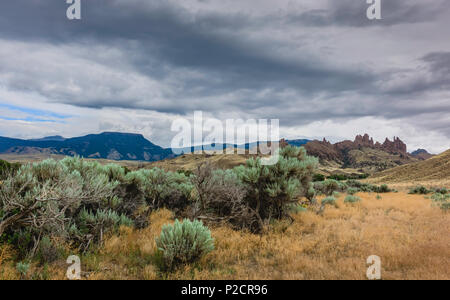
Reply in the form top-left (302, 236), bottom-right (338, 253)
top-left (0, 132), bottom-right (311, 162)
top-left (411, 148), bottom-right (434, 160)
top-left (29, 136), bottom-right (66, 142)
top-left (0, 132), bottom-right (175, 162)
top-left (178, 139), bottom-right (311, 154)
top-left (0, 132), bottom-right (432, 172)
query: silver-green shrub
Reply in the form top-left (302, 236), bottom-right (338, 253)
top-left (321, 196), bottom-right (336, 206)
top-left (0, 157), bottom-right (126, 258)
top-left (347, 187), bottom-right (358, 195)
top-left (156, 219), bottom-right (214, 270)
top-left (124, 168), bottom-right (193, 211)
top-left (431, 192), bottom-right (450, 211)
top-left (233, 146), bottom-right (317, 232)
top-left (344, 195), bottom-right (361, 203)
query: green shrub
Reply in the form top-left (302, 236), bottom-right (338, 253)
top-left (332, 191), bottom-right (341, 198)
top-left (433, 187), bottom-right (448, 195)
top-left (0, 157), bottom-right (134, 259)
top-left (327, 173), bottom-right (369, 181)
top-left (16, 261), bottom-right (30, 278)
top-left (0, 159), bottom-right (21, 180)
top-left (321, 196), bottom-right (336, 206)
top-left (328, 174), bottom-right (347, 181)
top-left (322, 179), bottom-right (341, 196)
top-left (431, 193), bottom-right (450, 202)
top-left (177, 169), bottom-right (193, 177)
top-left (155, 219), bottom-right (214, 270)
top-left (288, 203), bottom-right (307, 214)
top-left (378, 184), bottom-right (390, 193)
top-left (75, 208), bottom-right (133, 246)
top-left (409, 185), bottom-right (430, 195)
top-left (347, 187), bottom-right (358, 195)
top-left (313, 179), bottom-right (347, 196)
top-left (233, 146), bottom-right (317, 232)
top-left (313, 173), bottom-right (325, 182)
top-left (440, 202), bottom-right (450, 211)
top-left (376, 194), bottom-right (382, 200)
top-left (124, 167), bottom-right (194, 211)
top-left (35, 236), bottom-right (61, 264)
top-left (344, 195), bottom-right (361, 203)
top-left (431, 192), bottom-right (450, 211)
top-left (345, 180), bottom-right (391, 193)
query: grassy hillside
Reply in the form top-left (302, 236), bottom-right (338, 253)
top-left (149, 151), bottom-right (252, 172)
top-left (370, 149), bottom-right (450, 185)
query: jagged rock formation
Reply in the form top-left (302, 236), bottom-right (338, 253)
top-left (303, 134), bottom-right (417, 173)
top-left (350, 134), bottom-right (407, 154)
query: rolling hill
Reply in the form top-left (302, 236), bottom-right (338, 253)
top-left (369, 149), bottom-right (450, 183)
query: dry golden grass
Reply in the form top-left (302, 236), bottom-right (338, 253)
top-left (370, 149), bottom-right (450, 184)
top-left (148, 151), bottom-right (252, 172)
top-left (0, 192), bottom-right (448, 280)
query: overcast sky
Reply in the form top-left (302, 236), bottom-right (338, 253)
top-left (0, 0), bottom-right (449, 153)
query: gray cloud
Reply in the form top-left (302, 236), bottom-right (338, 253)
top-left (287, 0), bottom-right (449, 27)
top-left (0, 0), bottom-right (449, 152)
top-left (0, 0), bottom-right (376, 112)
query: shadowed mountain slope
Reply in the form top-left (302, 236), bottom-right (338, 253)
top-left (0, 132), bottom-right (175, 162)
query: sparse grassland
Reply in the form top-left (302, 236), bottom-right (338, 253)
top-left (1, 146), bottom-right (449, 281)
top-left (0, 192), bottom-right (448, 280)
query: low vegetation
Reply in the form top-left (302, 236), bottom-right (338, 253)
top-left (409, 185), bottom-right (431, 195)
top-left (0, 157), bottom-right (194, 262)
top-left (0, 146), bottom-right (448, 280)
top-left (0, 159), bottom-right (21, 180)
top-left (344, 195), bottom-right (361, 203)
top-left (0, 146), bottom-right (317, 262)
top-left (313, 179), bottom-right (392, 196)
top-left (321, 196), bottom-right (336, 207)
top-left (430, 192), bottom-right (450, 211)
top-left (155, 219), bottom-right (214, 271)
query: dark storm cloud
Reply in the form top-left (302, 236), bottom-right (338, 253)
top-left (0, 0), bottom-right (376, 114)
top-left (0, 0), bottom-right (449, 143)
top-left (422, 52), bottom-right (450, 89)
top-left (374, 51), bottom-right (450, 98)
